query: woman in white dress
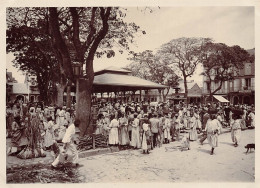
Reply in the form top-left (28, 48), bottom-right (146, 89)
top-left (142, 117), bottom-right (150, 154)
top-left (248, 111), bottom-right (255, 128)
top-left (44, 116), bottom-right (54, 150)
top-left (131, 113), bottom-right (141, 149)
top-left (55, 108), bottom-right (61, 126)
top-left (118, 112), bottom-right (129, 147)
top-left (163, 114), bottom-right (171, 144)
top-left (194, 110), bottom-right (202, 131)
top-left (189, 113), bottom-right (198, 141)
top-left (231, 113), bottom-right (242, 147)
top-left (108, 114), bottom-right (119, 146)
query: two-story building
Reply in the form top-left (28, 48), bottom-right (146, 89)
top-left (6, 72), bottom-right (40, 103)
top-left (202, 48), bottom-right (255, 105)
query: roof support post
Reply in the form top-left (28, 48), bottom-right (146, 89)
top-left (139, 90), bottom-right (142, 103)
top-left (114, 91), bottom-right (117, 103)
top-left (131, 90), bottom-right (136, 102)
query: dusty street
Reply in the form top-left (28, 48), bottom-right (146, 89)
top-left (78, 129), bottom-right (255, 182)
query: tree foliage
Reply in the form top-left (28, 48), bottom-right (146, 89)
top-left (6, 23), bottom-right (60, 104)
top-left (126, 50), bottom-right (180, 101)
top-left (158, 37), bottom-right (212, 102)
top-left (7, 7), bottom-right (144, 135)
top-left (201, 42), bottom-right (252, 100)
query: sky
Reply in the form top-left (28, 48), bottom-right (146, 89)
top-left (6, 6), bottom-right (255, 86)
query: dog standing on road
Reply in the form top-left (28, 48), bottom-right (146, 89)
top-left (245, 143), bottom-right (255, 154)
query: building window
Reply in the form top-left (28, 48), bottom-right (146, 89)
top-left (207, 82), bottom-right (210, 92)
top-left (229, 81), bottom-right (233, 92)
top-left (30, 95), bottom-right (35, 102)
top-left (245, 78), bottom-right (251, 88)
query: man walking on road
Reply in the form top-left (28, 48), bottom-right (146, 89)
top-left (51, 120), bottom-right (80, 168)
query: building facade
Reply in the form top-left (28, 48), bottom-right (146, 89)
top-left (6, 72), bottom-right (40, 103)
top-left (202, 48), bottom-right (255, 105)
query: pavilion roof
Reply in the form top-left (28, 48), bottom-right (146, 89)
top-left (93, 72), bottom-right (168, 93)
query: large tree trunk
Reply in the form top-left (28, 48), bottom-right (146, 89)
top-left (66, 81), bottom-right (72, 108)
top-left (76, 78), bottom-right (92, 136)
top-left (183, 75), bottom-right (188, 106)
top-left (56, 83), bottom-right (66, 107)
top-left (163, 88), bottom-right (170, 102)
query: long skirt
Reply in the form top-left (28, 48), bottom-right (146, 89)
top-left (131, 127), bottom-right (141, 148)
top-left (231, 129), bottom-right (241, 143)
top-left (195, 119), bottom-right (202, 129)
top-left (189, 127), bottom-right (198, 141)
top-left (207, 133), bottom-right (218, 148)
top-left (11, 129), bottom-right (29, 147)
top-left (251, 119), bottom-right (255, 127)
top-left (59, 117), bottom-right (65, 126)
top-left (44, 130), bottom-right (54, 147)
top-left (120, 126), bottom-right (129, 145)
top-left (56, 116), bottom-right (60, 126)
top-left (118, 127), bottom-right (122, 145)
top-left (142, 132), bottom-right (148, 150)
top-left (164, 128), bottom-right (171, 140)
top-left (158, 127), bottom-right (164, 145)
top-left (109, 128), bottom-right (119, 145)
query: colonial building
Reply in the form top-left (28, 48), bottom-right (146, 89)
top-left (169, 80), bottom-right (202, 105)
top-left (129, 80), bottom-right (203, 104)
top-left (202, 48), bottom-right (255, 105)
top-left (6, 72), bottom-right (40, 103)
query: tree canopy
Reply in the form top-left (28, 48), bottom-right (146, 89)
top-left (126, 50), bottom-right (180, 101)
top-left (201, 42), bottom-right (252, 100)
top-left (157, 37), bottom-right (211, 103)
top-left (7, 7), bottom-right (144, 135)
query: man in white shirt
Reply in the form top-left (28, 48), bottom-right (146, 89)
top-left (51, 120), bottom-right (80, 168)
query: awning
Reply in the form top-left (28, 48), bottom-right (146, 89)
top-left (213, 95), bottom-right (229, 103)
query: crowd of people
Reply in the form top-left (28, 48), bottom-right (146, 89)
top-left (6, 99), bottom-right (76, 159)
top-left (6, 98), bottom-right (255, 167)
top-left (94, 100), bottom-right (255, 155)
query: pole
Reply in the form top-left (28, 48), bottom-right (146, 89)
top-left (76, 78), bottom-right (79, 112)
top-left (27, 82), bottom-right (30, 104)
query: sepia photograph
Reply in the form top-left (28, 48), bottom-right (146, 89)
top-left (4, 1), bottom-right (257, 185)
